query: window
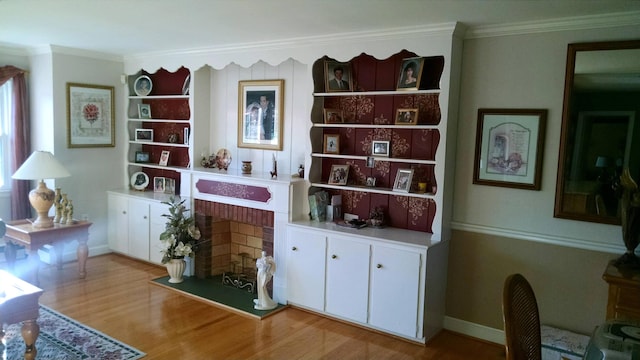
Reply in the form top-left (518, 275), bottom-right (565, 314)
top-left (0, 79), bottom-right (12, 190)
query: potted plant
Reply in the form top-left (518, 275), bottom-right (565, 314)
top-left (159, 197), bottom-right (201, 283)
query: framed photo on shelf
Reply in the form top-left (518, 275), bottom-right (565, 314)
top-left (130, 171), bottom-right (149, 191)
top-left (366, 176), bottom-right (377, 187)
top-left (133, 75), bottom-right (152, 96)
top-left (66, 82), bottom-right (115, 148)
top-left (328, 164), bottom-right (350, 185)
top-left (159, 150), bottom-right (170, 166)
top-left (473, 108), bottom-right (547, 190)
top-left (396, 57), bottom-right (425, 91)
top-left (134, 128), bottom-right (153, 142)
top-left (371, 140), bottom-right (390, 157)
top-left (183, 127), bottom-right (189, 145)
top-left (138, 104), bottom-right (151, 119)
top-left (324, 61), bottom-right (353, 92)
top-left (393, 169), bottom-right (414, 192)
top-left (237, 79), bottom-right (284, 151)
top-left (395, 108), bottom-right (418, 125)
top-left (153, 177), bottom-right (165, 193)
top-left (164, 178), bottom-right (176, 194)
top-left (324, 108), bottom-right (344, 124)
top-left (366, 156), bottom-right (375, 168)
top-left (135, 151), bottom-right (150, 163)
top-left (323, 134), bottom-right (340, 154)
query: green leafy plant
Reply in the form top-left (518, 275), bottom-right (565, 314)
top-left (159, 197), bottom-right (201, 264)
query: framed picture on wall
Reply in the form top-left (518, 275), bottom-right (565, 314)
top-left (66, 83), bottom-right (115, 148)
top-left (396, 57), bottom-right (425, 91)
top-left (473, 108), bottom-right (547, 190)
top-left (237, 79), bottom-right (284, 151)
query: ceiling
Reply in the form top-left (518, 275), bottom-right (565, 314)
top-left (1, 0), bottom-right (640, 57)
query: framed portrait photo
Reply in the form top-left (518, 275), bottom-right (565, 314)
top-left (153, 177), bottom-right (166, 193)
top-left (324, 108), bottom-right (344, 124)
top-left (134, 75), bottom-right (152, 96)
top-left (328, 164), bottom-right (350, 185)
top-left (130, 171), bottom-right (149, 191)
top-left (324, 61), bottom-right (353, 92)
top-left (66, 82), bottom-right (115, 148)
top-left (395, 108), bottom-right (418, 125)
top-left (138, 103), bottom-right (151, 119)
top-left (159, 150), bottom-right (170, 166)
top-left (134, 128), bottom-right (153, 142)
top-left (393, 169), bottom-right (414, 193)
top-left (323, 134), bottom-right (340, 154)
top-left (237, 79), bottom-right (284, 151)
top-left (135, 151), bottom-right (150, 163)
top-left (372, 140), bottom-right (390, 157)
top-left (396, 57), bottom-right (425, 91)
top-left (473, 108), bottom-right (547, 190)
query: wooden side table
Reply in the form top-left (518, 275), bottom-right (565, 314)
top-left (0, 270), bottom-right (43, 360)
top-left (602, 260), bottom-right (640, 321)
top-left (4, 218), bottom-right (92, 285)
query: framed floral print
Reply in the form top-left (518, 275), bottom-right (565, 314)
top-left (66, 83), bottom-right (115, 148)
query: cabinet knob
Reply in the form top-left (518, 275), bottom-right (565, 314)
top-left (376, 264), bottom-right (383, 269)
top-left (291, 246), bottom-right (297, 251)
top-left (331, 254), bottom-right (337, 259)
top-left (143, 216), bottom-right (147, 219)
top-left (122, 211), bottom-right (126, 215)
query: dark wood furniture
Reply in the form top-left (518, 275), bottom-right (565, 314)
top-left (502, 273), bottom-right (542, 360)
top-left (602, 260), bottom-right (640, 321)
top-left (0, 269), bottom-right (43, 360)
top-left (4, 218), bottom-right (92, 285)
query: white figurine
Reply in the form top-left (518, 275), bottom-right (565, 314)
top-left (254, 251), bottom-right (277, 310)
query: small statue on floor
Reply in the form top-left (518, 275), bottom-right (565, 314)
top-left (254, 251), bottom-right (277, 310)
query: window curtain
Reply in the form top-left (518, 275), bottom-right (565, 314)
top-left (0, 65), bottom-right (31, 220)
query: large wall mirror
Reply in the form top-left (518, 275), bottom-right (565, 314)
top-left (555, 40), bottom-right (640, 225)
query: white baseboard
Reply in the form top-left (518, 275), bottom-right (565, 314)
top-left (444, 316), bottom-right (505, 345)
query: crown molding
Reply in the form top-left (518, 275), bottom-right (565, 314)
top-left (0, 43), bottom-right (30, 57)
top-left (25, 44), bottom-right (123, 62)
top-left (466, 10), bottom-right (640, 39)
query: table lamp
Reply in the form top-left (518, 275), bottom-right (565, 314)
top-left (12, 151), bottom-right (70, 228)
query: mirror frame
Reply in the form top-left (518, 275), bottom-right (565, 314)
top-left (554, 39), bottom-right (640, 225)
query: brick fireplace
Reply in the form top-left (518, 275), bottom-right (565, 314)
top-left (193, 200), bottom-right (274, 279)
top-left (182, 169), bottom-right (305, 304)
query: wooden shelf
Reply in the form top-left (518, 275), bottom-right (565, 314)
top-left (127, 162), bottom-right (189, 172)
top-left (311, 153), bottom-right (435, 165)
top-left (310, 182), bottom-right (435, 199)
top-left (312, 123), bottom-right (438, 130)
top-left (313, 89), bottom-right (439, 97)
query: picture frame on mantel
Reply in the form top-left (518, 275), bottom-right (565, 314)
top-left (66, 83), bottom-right (115, 148)
top-left (473, 108), bottom-right (547, 190)
top-left (237, 79), bottom-right (284, 151)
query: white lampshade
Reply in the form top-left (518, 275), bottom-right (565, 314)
top-left (12, 150), bottom-right (70, 180)
top-left (12, 151), bottom-right (70, 228)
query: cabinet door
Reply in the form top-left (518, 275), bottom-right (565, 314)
top-left (149, 201), bottom-right (168, 265)
top-left (127, 198), bottom-right (150, 261)
top-left (286, 226), bottom-right (326, 311)
top-left (107, 194), bottom-right (129, 253)
top-left (369, 244), bottom-right (421, 338)
top-left (326, 236), bottom-right (370, 323)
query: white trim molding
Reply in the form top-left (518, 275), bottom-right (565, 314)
top-left (444, 316), bottom-right (504, 345)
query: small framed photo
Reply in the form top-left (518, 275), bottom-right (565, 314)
top-left (366, 156), bottom-right (375, 168)
top-left (324, 61), bottom-right (353, 92)
top-left (183, 127), bottom-right (189, 145)
top-left (393, 169), bottom-right (414, 193)
top-left (153, 177), bottom-right (166, 193)
top-left (366, 177), bottom-right (376, 187)
top-left (159, 150), bottom-right (170, 166)
top-left (134, 75), bottom-right (152, 96)
top-left (237, 79), bottom-right (284, 151)
top-left (328, 164), bottom-right (350, 185)
top-left (138, 104), bottom-right (151, 119)
top-left (396, 57), bottom-right (425, 91)
top-left (134, 128), bottom-right (153, 142)
top-left (164, 178), bottom-right (176, 194)
top-left (395, 108), bottom-right (418, 125)
top-left (324, 108), bottom-right (344, 124)
top-left (372, 140), bottom-right (390, 157)
top-left (135, 151), bottom-right (150, 163)
top-left (324, 134), bottom-right (340, 154)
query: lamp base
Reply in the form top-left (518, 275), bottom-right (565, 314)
top-left (29, 181), bottom-right (55, 229)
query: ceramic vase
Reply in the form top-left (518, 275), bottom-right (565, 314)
top-left (241, 161), bottom-right (252, 174)
top-left (166, 258), bottom-right (186, 283)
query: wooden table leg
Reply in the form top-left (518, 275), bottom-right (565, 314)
top-left (77, 238), bottom-right (88, 278)
top-left (21, 319), bottom-right (39, 360)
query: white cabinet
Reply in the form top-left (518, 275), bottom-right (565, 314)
top-left (285, 222), bottom-right (443, 342)
top-left (286, 226), bottom-right (326, 311)
top-left (325, 235), bottom-right (370, 323)
top-left (107, 191), bottom-right (171, 265)
top-left (369, 244), bottom-right (423, 338)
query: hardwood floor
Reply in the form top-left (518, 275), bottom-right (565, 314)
top-left (7, 254), bottom-right (505, 359)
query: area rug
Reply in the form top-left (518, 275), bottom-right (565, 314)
top-left (151, 275), bottom-right (287, 319)
top-left (1, 305), bottom-right (145, 360)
